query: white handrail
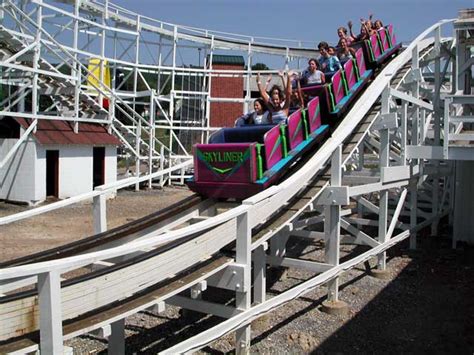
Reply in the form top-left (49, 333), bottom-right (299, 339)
top-left (0, 159), bottom-right (192, 226)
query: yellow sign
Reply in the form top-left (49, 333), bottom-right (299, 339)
top-left (87, 58), bottom-right (111, 108)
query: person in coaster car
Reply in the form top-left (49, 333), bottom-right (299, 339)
top-left (257, 71), bottom-right (293, 124)
top-left (234, 98), bottom-right (272, 126)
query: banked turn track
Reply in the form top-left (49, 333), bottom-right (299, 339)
top-left (0, 19), bottom-right (454, 354)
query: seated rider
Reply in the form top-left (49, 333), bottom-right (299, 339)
top-left (234, 98), bottom-right (271, 126)
top-left (318, 41), bottom-right (342, 77)
top-left (348, 20), bottom-right (371, 42)
top-left (301, 58), bottom-right (325, 86)
top-left (257, 71), bottom-right (292, 124)
top-left (337, 25), bottom-right (355, 47)
top-left (374, 19), bottom-right (384, 31)
top-left (337, 38), bottom-right (356, 64)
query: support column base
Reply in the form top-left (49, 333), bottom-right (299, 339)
top-left (321, 300), bottom-right (349, 316)
top-left (371, 269), bottom-right (391, 280)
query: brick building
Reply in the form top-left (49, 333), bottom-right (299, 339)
top-left (209, 55), bottom-right (245, 128)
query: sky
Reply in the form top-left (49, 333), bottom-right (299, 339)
top-left (111, 0), bottom-right (471, 45)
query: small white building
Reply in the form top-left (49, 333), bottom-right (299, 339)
top-left (0, 117), bottom-right (121, 205)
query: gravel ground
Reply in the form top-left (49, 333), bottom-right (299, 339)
top-left (2, 188), bottom-right (473, 354)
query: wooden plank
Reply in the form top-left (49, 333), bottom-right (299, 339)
top-left (0, 220), bottom-right (236, 341)
top-left (0, 256), bottom-right (232, 352)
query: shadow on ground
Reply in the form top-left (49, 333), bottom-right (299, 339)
top-left (314, 235), bottom-right (474, 354)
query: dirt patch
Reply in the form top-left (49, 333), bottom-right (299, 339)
top-left (0, 186), bottom-right (193, 263)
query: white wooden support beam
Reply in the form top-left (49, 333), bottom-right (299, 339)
top-left (446, 95), bottom-right (474, 105)
top-left (253, 243), bottom-right (267, 305)
top-left (344, 217), bottom-right (379, 227)
top-left (291, 230), bottom-right (326, 240)
top-left (405, 146), bottom-right (444, 160)
top-left (325, 145), bottom-right (342, 302)
top-left (349, 179), bottom-right (409, 197)
top-left (443, 97), bottom-right (452, 159)
top-left (109, 319), bottom-right (125, 355)
top-left (235, 211), bottom-right (251, 354)
top-left (292, 208), bottom-right (351, 230)
top-left (340, 219), bottom-right (380, 247)
top-left (400, 101), bottom-right (408, 163)
top-left (92, 324), bottom-right (111, 338)
top-left (388, 88), bottom-right (434, 111)
top-left (387, 189), bottom-right (408, 239)
top-left (0, 119), bottom-right (37, 169)
top-left (342, 175), bottom-right (380, 185)
top-left (168, 295), bottom-right (242, 319)
top-left (267, 256), bottom-right (333, 273)
top-left (93, 188), bottom-right (107, 234)
top-left (206, 263), bottom-right (246, 291)
top-left (38, 271), bottom-right (63, 355)
top-left (355, 196), bottom-right (379, 214)
top-left (268, 227), bottom-right (289, 261)
top-left (191, 280), bottom-right (207, 299)
top-left (147, 300), bottom-right (166, 314)
top-left (381, 166), bottom-right (411, 183)
top-left (314, 186), bottom-right (349, 205)
top-left (372, 112), bottom-right (399, 131)
top-left (458, 56), bottom-right (474, 76)
top-left (411, 68), bottom-right (423, 82)
top-left (293, 215), bottom-right (325, 229)
top-left (135, 115), bottom-right (142, 192)
top-left (378, 86), bottom-right (390, 271)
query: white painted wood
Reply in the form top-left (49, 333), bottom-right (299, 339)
top-left (267, 256), bottom-right (332, 274)
top-left (0, 136), bottom-right (40, 204)
top-left (389, 87), bottom-right (434, 110)
top-left (168, 295), bottom-right (241, 319)
top-left (325, 145), bottom-right (342, 302)
top-left (38, 271), bottom-right (63, 355)
top-left (349, 180), bottom-right (409, 196)
top-left (253, 245), bottom-right (266, 305)
top-left (381, 166), bottom-right (411, 183)
top-left (340, 219), bottom-right (380, 247)
top-left (291, 230), bottom-right (325, 240)
top-left (0, 119), bottom-right (37, 169)
top-left (406, 145), bottom-right (444, 160)
top-left (109, 319), bottom-right (125, 355)
top-left (207, 264), bottom-right (245, 291)
top-left (0, 220), bottom-right (238, 340)
top-left (387, 189), bottom-right (408, 239)
top-left (93, 192), bottom-right (107, 234)
top-left (315, 186), bottom-right (350, 205)
top-left (373, 112), bottom-right (399, 131)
